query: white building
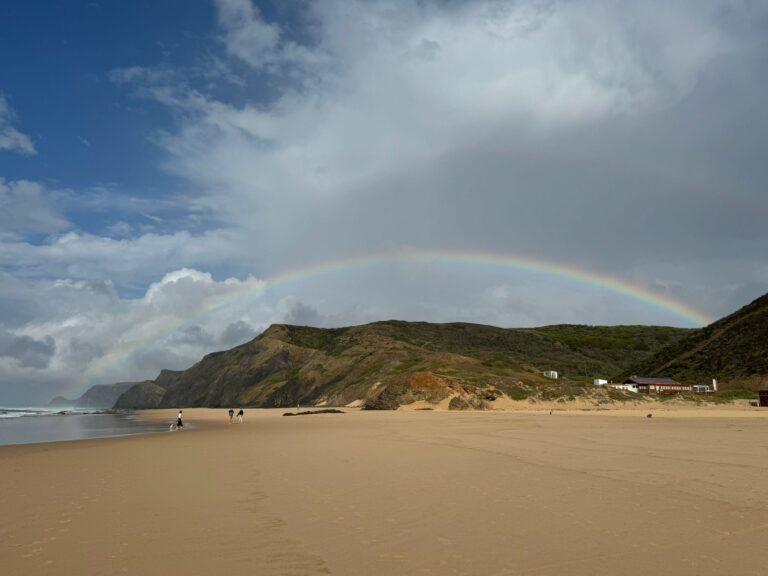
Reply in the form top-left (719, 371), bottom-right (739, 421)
top-left (607, 382), bottom-right (638, 393)
top-left (543, 370), bottom-right (558, 380)
top-left (594, 379), bottom-right (608, 386)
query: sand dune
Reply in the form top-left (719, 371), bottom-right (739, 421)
top-left (2, 408), bottom-right (767, 575)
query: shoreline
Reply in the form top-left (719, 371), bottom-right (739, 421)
top-left (0, 410), bottom-right (171, 448)
top-left (0, 401), bottom-right (763, 449)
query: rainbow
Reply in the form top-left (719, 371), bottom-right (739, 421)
top-left (267, 249), bottom-right (712, 326)
top-left (72, 249), bottom-right (712, 396)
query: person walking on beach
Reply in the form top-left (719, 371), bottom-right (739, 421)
top-left (176, 410), bottom-right (184, 429)
top-left (237, 409), bottom-right (244, 423)
top-left (228, 408), bottom-right (234, 423)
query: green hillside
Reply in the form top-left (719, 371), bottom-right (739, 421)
top-left (114, 321), bottom-right (691, 410)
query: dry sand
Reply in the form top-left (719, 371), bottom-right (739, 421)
top-left (2, 407), bottom-right (767, 575)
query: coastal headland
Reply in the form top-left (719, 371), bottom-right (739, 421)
top-left (2, 407), bottom-right (767, 575)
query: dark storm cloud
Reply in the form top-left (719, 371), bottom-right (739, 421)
top-left (283, 301), bottom-right (323, 326)
top-left (220, 320), bottom-right (258, 347)
top-left (0, 330), bottom-right (56, 369)
top-left (167, 325), bottom-right (218, 347)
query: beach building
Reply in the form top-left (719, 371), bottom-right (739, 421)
top-left (608, 382), bottom-right (638, 393)
top-left (594, 379), bottom-right (608, 386)
top-left (543, 370), bottom-right (558, 380)
top-left (692, 384), bottom-right (713, 394)
top-left (624, 376), bottom-right (691, 395)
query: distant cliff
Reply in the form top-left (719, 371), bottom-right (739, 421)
top-left (48, 382), bottom-right (141, 408)
top-left (48, 396), bottom-right (72, 407)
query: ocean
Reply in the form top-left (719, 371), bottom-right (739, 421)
top-left (0, 407), bottom-right (166, 446)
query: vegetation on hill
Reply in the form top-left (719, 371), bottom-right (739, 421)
top-left (526, 324), bottom-right (689, 381)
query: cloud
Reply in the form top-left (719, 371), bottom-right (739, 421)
top-left (155, 0), bottom-right (741, 232)
top-left (0, 94), bottom-right (35, 155)
top-left (215, 0), bottom-right (281, 68)
top-left (220, 319), bottom-right (258, 347)
top-left (136, 0), bottom-right (768, 299)
top-left (0, 330), bottom-right (56, 369)
top-left (213, 0), bottom-right (319, 71)
top-left (282, 300), bottom-right (323, 326)
top-left (0, 178), bottom-right (69, 235)
top-left (0, 229), bottom-right (238, 290)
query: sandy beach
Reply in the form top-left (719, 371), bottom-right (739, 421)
top-left (2, 407), bottom-right (767, 576)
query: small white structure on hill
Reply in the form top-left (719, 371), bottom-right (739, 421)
top-left (608, 382), bottom-right (638, 393)
top-left (594, 379), bottom-right (608, 386)
top-left (692, 379), bottom-right (718, 394)
top-left (543, 370), bottom-right (558, 380)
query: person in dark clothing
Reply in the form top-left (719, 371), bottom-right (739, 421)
top-left (228, 408), bottom-right (234, 423)
top-left (237, 409), bottom-right (244, 423)
top-left (176, 410), bottom-right (184, 428)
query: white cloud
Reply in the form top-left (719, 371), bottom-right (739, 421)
top-left (0, 178), bottom-right (69, 235)
top-left (0, 229), bottom-right (238, 288)
top-left (214, 0), bottom-right (319, 71)
top-left (159, 0), bottom-right (734, 219)
top-left (0, 94), bottom-right (35, 155)
top-left (215, 0), bottom-right (281, 68)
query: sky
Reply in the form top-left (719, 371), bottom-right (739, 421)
top-left (1, 0), bottom-right (767, 404)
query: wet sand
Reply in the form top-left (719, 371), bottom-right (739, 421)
top-left (1, 408), bottom-right (767, 575)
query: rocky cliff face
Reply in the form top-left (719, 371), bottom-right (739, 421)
top-left (112, 321), bottom-right (690, 410)
top-left (154, 369), bottom-right (183, 389)
top-left (113, 381), bottom-right (166, 409)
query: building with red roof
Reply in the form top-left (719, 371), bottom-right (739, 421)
top-left (624, 376), bottom-right (691, 395)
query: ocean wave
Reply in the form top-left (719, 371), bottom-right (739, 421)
top-left (0, 407), bottom-right (111, 419)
